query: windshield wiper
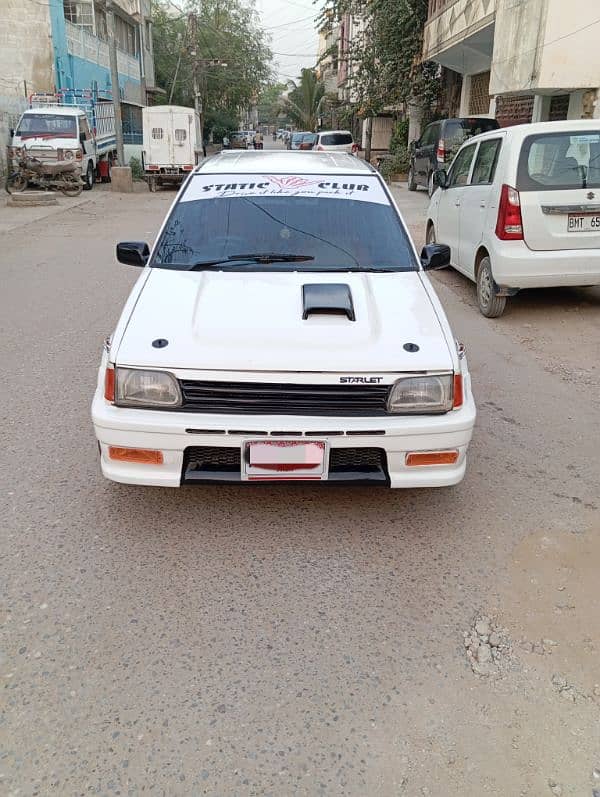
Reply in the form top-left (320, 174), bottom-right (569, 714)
top-left (187, 253), bottom-right (315, 270)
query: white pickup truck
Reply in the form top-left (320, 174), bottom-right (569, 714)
top-left (10, 91), bottom-right (117, 191)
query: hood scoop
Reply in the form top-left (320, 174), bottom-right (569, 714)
top-left (302, 283), bottom-right (355, 322)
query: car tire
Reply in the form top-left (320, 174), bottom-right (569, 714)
top-left (427, 171), bottom-right (436, 198)
top-left (408, 164), bottom-right (417, 191)
top-left (83, 161), bottom-right (94, 191)
top-left (477, 257), bottom-right (507, 318)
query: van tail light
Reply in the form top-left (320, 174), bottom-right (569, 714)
top-left (104, 366), bottom-right (115, 402)
top-left (436, 139), bottom-right (445, 162)
top-left (453, 373), bottom-right (464, 409)
top-left (495, 184), bottom-right (524, 240)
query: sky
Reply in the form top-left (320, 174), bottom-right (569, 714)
top-left (255, 0), bottom-right (320, 83)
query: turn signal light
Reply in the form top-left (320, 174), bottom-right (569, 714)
top-left (453, 374), bottom-right (463, 409)
top-left (406, 451), bottom-right (459, 467)
top-left (104, 366), bottom-right (115, 402)
top-left (108, 447), bottom-right (164, 465)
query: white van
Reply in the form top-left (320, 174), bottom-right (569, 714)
top-left (142, 105), bottom-right (201, 191)
top-left (314, 130), bottom-right (354, 154)
top-left (426, 119), bottom-right (600, 316)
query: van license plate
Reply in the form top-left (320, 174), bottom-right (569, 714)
top-left (243, 440), bottom-right (326, 481)
top-left (567, 214), bottom-right (600, 232)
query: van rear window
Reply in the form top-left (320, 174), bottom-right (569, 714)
top-left (320, 133), bottom-right (353, 146)
top-left (517, 131), bottom-right (600, 190)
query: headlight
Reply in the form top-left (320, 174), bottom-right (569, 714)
top-left (64, 149), bottom-right (74, 161)
top-left (387, 374), bottom-right (453, 414)
top-left (115, 367), bottom-right (181, 408)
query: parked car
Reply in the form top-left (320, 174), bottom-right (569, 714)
top-left (314, 130), bottom-right (354, 154)
top-left (92, 150), bottom-right (475, 488)
top-left (288, 131), bottom-right (313, 150)
top-left (230, 132), bottom-right (247, 150)
top-left (425, 119), bottom-right (600, 317)
top-left (409, 117), bottom-right (500, 197)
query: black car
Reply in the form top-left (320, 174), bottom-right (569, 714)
top-left (408, 117), bottom-right (500, 197)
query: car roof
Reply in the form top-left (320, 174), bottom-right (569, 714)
top-left (197, 151), bottom-right (375, 174)
top-left (454, 118), bottom-right (600, 147)
top-left (23, 106), bottom-right (84, 116)
top-left (318, 130), bottom-right (352, 135)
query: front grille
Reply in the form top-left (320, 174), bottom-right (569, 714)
top-left (179, 380), bottom-right (390, 416)
top-left (181, 445), bottom-right (389, 486)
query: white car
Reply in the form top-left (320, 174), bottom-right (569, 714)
top-left (92, 151), bottom-right (475, 488)
top-left (314, 130), bottom-right (355, 154)
top-left (426, 119), bottom-right (600, 317)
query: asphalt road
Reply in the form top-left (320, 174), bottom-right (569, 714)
top-left (1, 163), bottom-right (599, 796)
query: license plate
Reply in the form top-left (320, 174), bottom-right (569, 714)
top-left (243, 440), bottom-right (326, 481)
top-left (567, 214), bottom-right (600, 232)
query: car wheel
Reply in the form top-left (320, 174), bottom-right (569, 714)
top-left (426, 224), bottom-right (436, 245)
top-left (408, 164), bottom-right (417, 191)
top-left (83, 161), bottom-right (94, 191)
top-left (427, 172), bottom-right (436, 198)
top-left (477, 257), bottom-right (507, 318)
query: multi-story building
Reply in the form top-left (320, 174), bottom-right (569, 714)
top-left (0, 0), bottom-right (161, 174)
top-left (423, 0), bottom-right (600, 127)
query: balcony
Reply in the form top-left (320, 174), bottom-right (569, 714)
top-left (423, 0), bottom-right (496, 74)
top-left (65, 21), bottom-right (141, 102)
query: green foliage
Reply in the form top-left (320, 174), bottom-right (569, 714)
top-left (283, 69), bottom-right (325, 132)
top-left (257, 83), bottom-right (289, 126)
top-left (204, 108), bottom-right (239, 141)
top-left (152, 0), bottom-right (273, 133)
top-left (319, 0), bottom-right (441, 116)
top-left (389, 118), bottom-right (410, 154)
top-left (379, 150), bottom-right (410, 182)
top-left (128, 156), bottom-right (144, 180)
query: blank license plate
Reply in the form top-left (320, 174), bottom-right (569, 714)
top-left (243, 440), bottom-right (326, 481)
top-left (567, 214), bottom-right (600, 232)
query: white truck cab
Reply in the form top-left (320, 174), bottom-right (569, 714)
top-left (10, 91), bottom-right (116, 191)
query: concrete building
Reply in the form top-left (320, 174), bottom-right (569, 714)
top-left (423, 0), bottom-right (600, 127)
top-left (0, 0), bottom-right (160, 174)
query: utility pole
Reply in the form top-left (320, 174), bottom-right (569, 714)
top-left (106, 0), bottom-right (125, 165)
top-left (188, 12), bottom-right (203, 153)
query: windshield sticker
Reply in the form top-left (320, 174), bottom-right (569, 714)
top-left (182, 173), bottom-right (390, 205)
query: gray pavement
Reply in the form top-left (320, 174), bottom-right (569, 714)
top-left (1, 175), bottom-right (599, 797)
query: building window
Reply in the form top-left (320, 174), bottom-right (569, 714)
top-left (152, 128), bottom-right (163, 140)
top-left (115, 15), bottom-right (138, 57)
top-left (63, 0), bottom-right (94, 32)
top-left (95, 9), bottom-right (107, 40)
top-left (175, 129), bottom-right (187, 142)
top-left (469, 71), bottom-right (491, 116)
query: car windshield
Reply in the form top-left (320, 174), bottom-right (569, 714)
top-left (16, 113), bottom-right (78, 139)
top-left (444, 119), bottom-right (499, 159)
top-left (517, 130), bottom-right (600, 190)
top-left (152, 173), bottom-right (417, 272)
top-left (320, 133), bottom-right (353, 146)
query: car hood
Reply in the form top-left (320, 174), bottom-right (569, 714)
top-left (115, 268), bottom-right (453, 373)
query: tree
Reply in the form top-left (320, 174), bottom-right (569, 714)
top-left (283, 69), bottom-right (325, 132)
top-left (257, 82), bottom-right (289, 127)
top-left (152, 0), bottom-right (274, 135)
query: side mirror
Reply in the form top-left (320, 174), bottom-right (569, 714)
top-left (433, 169), bottom-right (447, 189)
top-left (116, 241), bottom-right (150, 267)
top-left (420, 243), bottom-right (451, 271)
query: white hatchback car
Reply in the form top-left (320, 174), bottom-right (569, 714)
top-left (426, 119), bottom-right (600, 316)
top-left (314, 130), bottom-right (355, 154)
top-left (92, 151), bottom-right (475, 488)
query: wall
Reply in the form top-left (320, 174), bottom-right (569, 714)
top-left (0, 0), bottom-right (54, 174)
top-left (537, 0), bottom-right (600, 91)
top-left (490, 0), bottom-right (546, 95)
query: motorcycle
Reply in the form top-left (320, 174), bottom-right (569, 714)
top-left (5, 153), bottom-right (84, 197)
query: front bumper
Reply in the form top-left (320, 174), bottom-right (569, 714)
top-left (91, 379), bottom-right (476, 488)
